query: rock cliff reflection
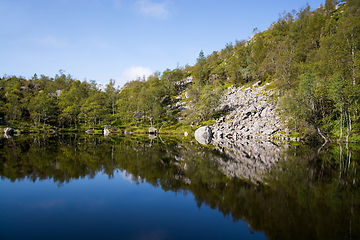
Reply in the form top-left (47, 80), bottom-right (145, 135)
top-left (0, 134), bottom-right (359, 240)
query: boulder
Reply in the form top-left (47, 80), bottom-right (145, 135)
top-left (4, 127), bottom-right (14, 138)
top-left (252, 81), bottom-right (261, 87)
top-left (175, 102), bottom-right (182, 108)
top-left (4, 127), bottom-right (13, 135)
top-left (85, 129), bottom-right (94, 134)
top-left (55, 90), bottom-right (62, 97)
top-left (216, 116), bottom-right (225, 124)
top-left (233, 119), bottom-right (241, 126)
top-left (219, 104), bottom-right (230, 112)
top-left (149, 134), bottom-right (157, 140)
top-left (194, 126), bottom-right (212, 145)
top-left (103, 126), bottom-right (111, 137)
top-left (149, 127), bottom-right (158, 134)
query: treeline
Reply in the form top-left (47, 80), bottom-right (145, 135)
top-left (0, 71), bottom-right (119, 129)
top-left (1, 0), bottom-right (359, 140)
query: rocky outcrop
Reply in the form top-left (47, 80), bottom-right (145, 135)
top-left (169, 93), bottom-right (192, 113)
top-left (174, 76), bottom-right (193, 92)
top-left (48, 90), bottom-right (62, 97)
top-left (194, 126), bottom-right (212, 145)
top-left (184, 82), bottom-right (293, 183)
top-left (192, 81), bottom-right (291, 182)
top-left (212, 82), bottom-right (290, 144)
top-left (168, 77), bottom-right (193, 114)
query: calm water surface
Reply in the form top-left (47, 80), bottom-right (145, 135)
top-left (0, 134), bottom-right (359, 240)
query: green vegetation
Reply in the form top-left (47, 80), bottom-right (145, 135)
top-left (1, 0), bottom-right (359, 142)
top-left (0, 134), bottom-right (359, 239)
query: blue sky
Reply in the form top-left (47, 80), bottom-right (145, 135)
top-left (0, 0), bottom-right (326, 88)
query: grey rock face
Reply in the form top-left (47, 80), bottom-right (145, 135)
top-left (212, 82), bottom-right (289, 143)
top-left (194, 126), bottom-right (212, 145)
top-left (204, 82), bottom-right (293, 182)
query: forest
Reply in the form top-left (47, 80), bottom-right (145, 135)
top-left (1, 0), bottom-right (359, 142)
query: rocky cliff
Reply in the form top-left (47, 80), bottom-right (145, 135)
top-left (193, 81), bottom-right (293, 183)
top-left (211, 81), bottom-right (294, 144)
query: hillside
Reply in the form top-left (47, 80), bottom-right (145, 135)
top-left (1, 0), bottom-right (359, 142)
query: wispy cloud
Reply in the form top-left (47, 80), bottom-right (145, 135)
top-left (118, 170), bottom-right (141, 183)
top-left (30, 36), bottom-right (67, 47)
top-left (117, 66), bottom-right (153, 86)
top-left (135, 0), bottom-right (171, 19)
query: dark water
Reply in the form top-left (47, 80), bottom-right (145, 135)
top-left (0, 134), bottom-right (359, 240)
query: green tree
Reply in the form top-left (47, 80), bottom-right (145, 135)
top-left (105, 79), bottom-right (119, 121)
top-left (28, 92), bottom-right (56, 127)
top-left (192, 50), bottom-right (210, 86)
top-left (161, 68), bottom-right (184, 95)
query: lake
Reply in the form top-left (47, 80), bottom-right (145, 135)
top-left (0, 134), bottom-right (359, 240)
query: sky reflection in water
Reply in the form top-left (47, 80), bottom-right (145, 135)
top-left (1, 134), bottom-right (359, 240)
top-left (0, 169), bottom-right (265, 240)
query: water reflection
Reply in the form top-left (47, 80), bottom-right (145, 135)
top-left (213, 139), bottom-right (288, 182)
top-left (0, 134), bottom-right (359, 239)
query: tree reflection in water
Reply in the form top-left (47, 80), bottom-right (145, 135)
top-left (0, 134), bottom-right (359, 240)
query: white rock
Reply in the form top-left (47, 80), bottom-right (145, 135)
top-left (194, 126), bottom-right (212, 145)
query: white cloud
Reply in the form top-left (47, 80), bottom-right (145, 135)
top-left (118, 170), bottom-right (142, 183)
top-left (117, 66), bottom-right (153, 86)
top-left (135, 0), bottom-right (171, 19)
top-left (30, 36), bottom-right (67, 47)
